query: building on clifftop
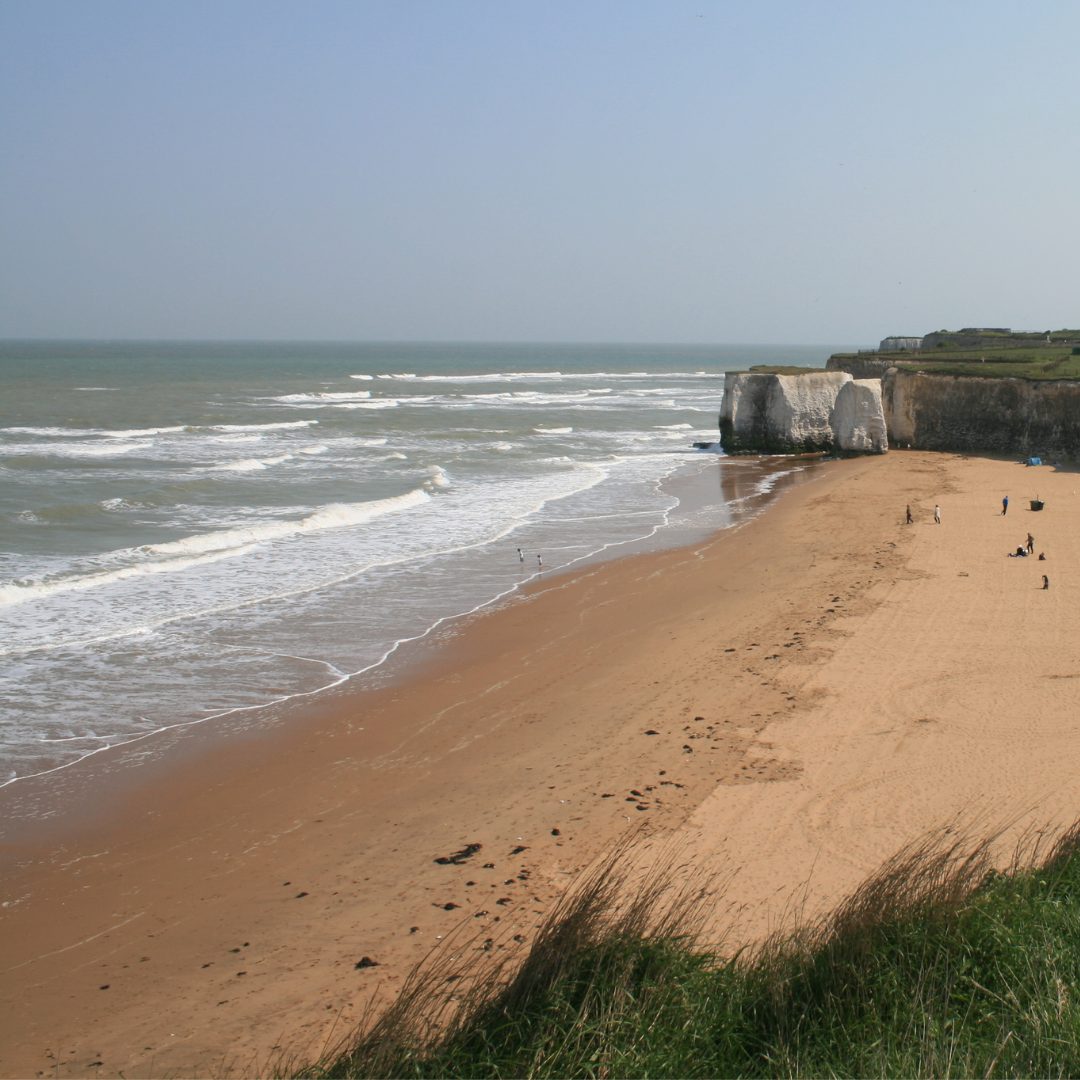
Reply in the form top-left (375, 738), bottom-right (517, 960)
top-left (879, 335), bottom-right (924, 352)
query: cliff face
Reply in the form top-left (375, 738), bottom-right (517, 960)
top-left (825, 354), bottom-right (895, 380)
top-left (883, 370), bottom-right (1080, 456)
top-left (719, 371), bottom-right (886, 454)
top-left (833, 379), bottom-right (889, 453)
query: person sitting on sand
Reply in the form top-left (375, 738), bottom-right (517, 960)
top-left (1009, 547), bottom-right (1028, 558)
top-left (1039, 552), bottom-right (1047, 561)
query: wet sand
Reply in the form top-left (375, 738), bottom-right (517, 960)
top-left (4, 451), bottom-right (1080, 1077)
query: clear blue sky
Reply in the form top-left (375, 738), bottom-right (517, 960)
top-left (1, 0), bottom-right (1077, 343)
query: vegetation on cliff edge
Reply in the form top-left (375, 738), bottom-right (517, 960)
top-left (301, 821), bottom-right (1080, 1079)
top-left (833, 342), bottom-right (1080, 381)
top-left (739, 364), bottom-right (828, 376)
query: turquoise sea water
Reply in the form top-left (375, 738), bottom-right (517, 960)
top-left (0, 340), bottom-right (848, 786)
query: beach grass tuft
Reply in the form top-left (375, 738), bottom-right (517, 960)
top-left (301, 819), bottom-right (1080, 1078)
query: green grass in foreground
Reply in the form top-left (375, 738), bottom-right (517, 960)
top-left (303, 824), bottom-right (1080, 1079)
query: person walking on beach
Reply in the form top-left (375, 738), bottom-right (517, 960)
top-left (906, 504), bottom-right (913, 524)
top-left (934, 504), bottom-right (941, 525)
top-left (1043, 574), bottom-right (1050, 590)
top-left (1002, 495), bottom-right (1009, 516)
top-left (517, 547), bottom-right (525, 563)
top-left (1026, 533), bottom-right (1035, 555)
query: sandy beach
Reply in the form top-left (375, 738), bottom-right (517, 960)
top-left (4, 449), bottom-right (1080, 1078)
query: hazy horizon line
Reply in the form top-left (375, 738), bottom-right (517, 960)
top-left (0, 335), bottom-right (870, 348)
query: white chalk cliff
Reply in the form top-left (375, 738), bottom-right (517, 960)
top-left (719, 371), bottom-right (887, 455)
top-left (831, 379), bottom-right (888, 453)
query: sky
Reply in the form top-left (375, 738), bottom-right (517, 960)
top-left (1, 0), bottom-right (1077, 344)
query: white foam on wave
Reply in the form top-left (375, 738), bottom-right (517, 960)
top-left (4, 423), bottom-right (93, 436)
top-left (614, 433), bottom-right (682, 448)
top-left (349, 374), bottom-right (374, 380)
top-left (4, 439), bottom-right (156, 458)
top-left (335, 436), bottom-right (389, 448)
top-left (299, 444), bottom-right (329, 455)
top-left (2, 425), bottom-right (184, 438)
top-left (374, 370), bottom-right (709, 382)
top-left (613, 430), bottom-right (701, 447)
top-left (0, 544), bottom-right (263, 608)
top-left (424, 465), bottom-right (451, 490)
top-left (753, 468), bottom-right (798, 494)
top-left (218, 459), bottom-right (272, 474)
top-left (331, 399), bottom-right (400, 410)
top-left (207, 421), bottom-right (317, 432)
top-left (655, 423), bottom-right (693, 430)
top-left (0, 489), bottom-right (433, 609)
top-left (435, 390), bottom-right (603, 408)
top-left (143, 488), bottom-right (431, 558)
top-left (210, 453), bottom-right (293, 473)
top-left (533, 426), bottom-right (573, 435)
top-left (474, 390), bottom-right (592, 402)
top-left (270, 391), bottom-right (372, 404)
top-left (105, 426), bottom-right (185, 439)
top-left (380, 370), bottom-right (723, 383)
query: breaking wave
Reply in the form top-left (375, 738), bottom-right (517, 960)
top-left (0, 488), bottom-right (432, 608)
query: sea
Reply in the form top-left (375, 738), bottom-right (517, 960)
top-left (0, 340), bottom-right (850, 789)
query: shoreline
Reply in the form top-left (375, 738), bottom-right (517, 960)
top-left (0, 453), bottom-right (810, 848)
top-left (5, 451), bottom-right (1080, 1077)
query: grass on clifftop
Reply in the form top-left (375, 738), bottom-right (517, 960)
top-left (301, 822), bottom-right (1080, 1079)
top-left (741, 365), bottom-right (829, 376)
top-left (834, 346), bottom-right (1080, 381)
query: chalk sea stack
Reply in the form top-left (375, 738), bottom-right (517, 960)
top-left (719, 370), bottom-right (887, 455)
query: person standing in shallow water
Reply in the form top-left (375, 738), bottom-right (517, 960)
top-left (1002, 495), bottom-right (1009, 515)
top-left (934, 504), bottom-right (941, 525)
top-left (537, 553), bottom-right (543, 569)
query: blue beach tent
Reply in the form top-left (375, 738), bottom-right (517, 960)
top-left (1027, 457), bottom-right (1042, 466)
